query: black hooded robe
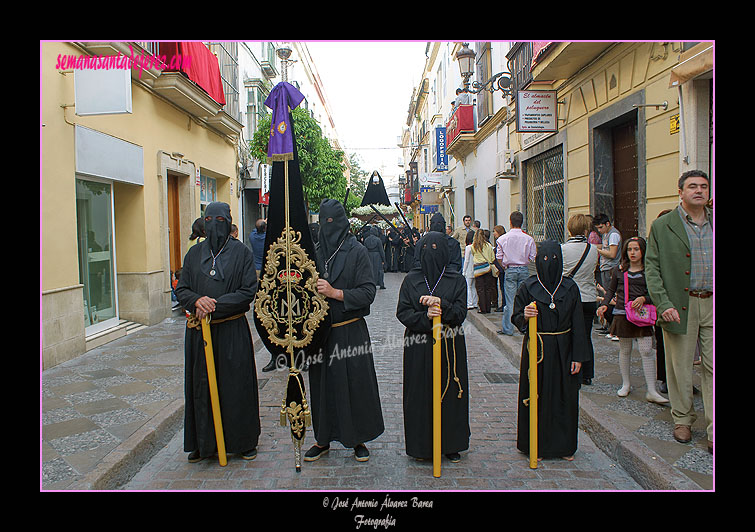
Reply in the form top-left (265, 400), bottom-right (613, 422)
top-left (512, 240), bottom-right (589, 459)
top-left (308, 199), bottom-right (385, 448)
top-left (413, 213), bottom-right (462, 272)
top-left (175, 202), bottom-right (261, 458)
top-left (397, 232), bottom-right (470, 459)
top-left (363, 226), bottom-right (385, 288)
top-left (360, 170), bottom-right (391, 207)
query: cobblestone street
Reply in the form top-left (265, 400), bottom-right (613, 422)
top-left (122, 271), bottom-right (641, 491)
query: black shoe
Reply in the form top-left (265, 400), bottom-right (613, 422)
top-left (354, 444), bottom-right (370, 462)
top-left (304, 444), bottom-right (330, 462)
top-left (262, 358), bottom-right (277, 372)
top-left (379, 286), bottom-right (386, 289)
top-left (242, 448), bottom-right (257, 460)
top-left (187, 450), bottom-right (203, 463)
top-left (582, 378), bottom-right (592, 385)
top-left (445, 452), bottom-right (461, 463)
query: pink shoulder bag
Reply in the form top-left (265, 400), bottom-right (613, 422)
top-left (624, 271), bottom-right (657, 327)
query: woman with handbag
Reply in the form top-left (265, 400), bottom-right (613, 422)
top-left (471, 228), bottom-right (498, 313)
top-left (562, 214), bottom-right (600, 385)
top-left (597, 237), bottom-right (668, 404)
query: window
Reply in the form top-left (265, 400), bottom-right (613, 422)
top-left (525, 147), bottom-right (565, 243)
top-left (76, 178), bottom-right (118, 335)
top-left (200, 174), bottom-right (217, 213)
top-left (476, 42), bottom-right (494, 124)
top-left (211, 42), bottom-right (240, 122)
top-left (507, 42), bottom-right (533, 94)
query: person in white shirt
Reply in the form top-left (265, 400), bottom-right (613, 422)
top-left (462, 230), bottom-right (479, 309)
top-left (561, 214), bottom-right (600, 384)
top-left (495, 211), bottom-right (536, 335)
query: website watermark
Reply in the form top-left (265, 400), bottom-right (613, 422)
top-left (55, 45), bottom-right (191, 79)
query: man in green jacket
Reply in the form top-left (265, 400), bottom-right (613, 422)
top-left (645, 170), bottom-right (713, 454)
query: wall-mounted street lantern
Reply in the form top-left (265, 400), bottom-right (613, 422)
top-left (455, 42), bottom-right (514, 98)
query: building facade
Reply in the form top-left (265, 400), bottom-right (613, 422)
top-left (42, 41), bottom-right (244, 368)
top-left (410, 41), bottom-right (713, 244)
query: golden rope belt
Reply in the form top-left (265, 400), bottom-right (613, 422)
top-left (331, 317), bottom-right (363, 328)
top-left (529, 328), bottom-right (572, 364)
top-left (186, 313), bottom-right (246, 329)
top-left (441, 325), bottom-right (464, 401)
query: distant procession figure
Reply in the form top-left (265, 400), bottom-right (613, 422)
top-left (364, 225), bottom-right (386, 289)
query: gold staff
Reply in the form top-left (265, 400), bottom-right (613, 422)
top-left (527, 302), bottom-right (538, 469)
top-left (200, 316), bottom-right (227, 467)
top-left (432, 312), bottom-right (442, 478)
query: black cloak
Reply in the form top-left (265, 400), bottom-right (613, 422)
top-left (512, 239), bottom-right (589, 459)
top-left (175, 201), bottom-right (261, 457)
top-left (308, 199), bottom-right (385, 448)
top-left (363, 226), bottom-right (385, 288)
top-left (360, 170), bottom-right (391, 207)
top-left (396, 232), bottom-right (470, 459)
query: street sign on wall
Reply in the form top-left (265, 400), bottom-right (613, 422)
top-left (435, 126), bottom-right (448, 171)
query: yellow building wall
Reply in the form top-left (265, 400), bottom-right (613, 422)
top-left (506, 42), bottom-right (686, 238)
top-left (42, 41), bottom-right (237, 291)
top-left (42, 41), bottom-right (238, 367)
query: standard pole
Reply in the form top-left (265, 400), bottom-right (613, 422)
top-left (201, 316), bottom-right (227, 466)
top-left (528, 302), bottom-right (538, 469)
top-left (432, 313), bottom-right (442, 478)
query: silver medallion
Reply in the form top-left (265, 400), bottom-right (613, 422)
top-left (549, 302), bottom-right (555, 309)
top-left (210, 269), bottom-right (216, 276)
top-left (322, 271), bottom-right (328, 279)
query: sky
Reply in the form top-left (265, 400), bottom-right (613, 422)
top-left (303, 41), bottom-right (430, 188)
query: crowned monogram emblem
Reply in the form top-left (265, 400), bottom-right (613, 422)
top-left (254, 228), bottom-right (328, 351)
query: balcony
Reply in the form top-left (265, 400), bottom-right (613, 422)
top-left (152, 71), bottom-right (223, 118)
top-left (530, 42), bottom-right (613, 82)
top-left (446, 104), bottom-right (476, 160)
top-left (260, 43), bottom-right (278, 79)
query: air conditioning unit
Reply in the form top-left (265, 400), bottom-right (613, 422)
top-left (496, 149), bottom-right (516, 178)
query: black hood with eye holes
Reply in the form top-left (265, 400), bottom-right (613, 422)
top-left (418, 231), bottom-right (449, 289)
top-left (536, 239), bottom-right (563, 291)
top-left (203, 201), bottom-right (232, 254)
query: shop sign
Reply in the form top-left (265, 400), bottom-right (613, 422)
top-left (516, 90), bottom-right (557, 133)
top-left (435, 127), bottom-right (448, 171)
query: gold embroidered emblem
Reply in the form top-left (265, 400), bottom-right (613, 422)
top-left (254, 228), bottom-right (328, 351)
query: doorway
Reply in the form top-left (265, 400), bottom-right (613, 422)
top-left (76, 177), bottom-right (118, 336)
top-left (611, 120), bottom-right (639, 239)
top-left (167, 172), bottom-right (181, 275)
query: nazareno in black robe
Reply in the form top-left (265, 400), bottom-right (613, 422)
top-left (175, 202), bottom-right (261, 458)
top-left (396, 232), bottom-right (470, 459)
top-left (511, 239), bottom-right (589, 459)
top-left (308, 199), bottom-right (384, 449)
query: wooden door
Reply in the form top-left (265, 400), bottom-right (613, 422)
top-left (612, 121), bottom-right (638, 239)
top-left (167, 173), bottom-right (181, 274)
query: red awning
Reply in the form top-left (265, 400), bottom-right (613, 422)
top-left (530, 41), bottom-right (555, 71)
top-left (160, 42), bottom-right (226, 106)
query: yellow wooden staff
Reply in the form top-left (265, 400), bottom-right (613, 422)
top-left (527, 302), bottom-right (538, 469)
top-left (432, 312), bottom-right (442, 478)
top-left (201, 316), bottom-right (228, 467)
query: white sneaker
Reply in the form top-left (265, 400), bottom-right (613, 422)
top-left (610, 335), bottom-right (620, 341)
